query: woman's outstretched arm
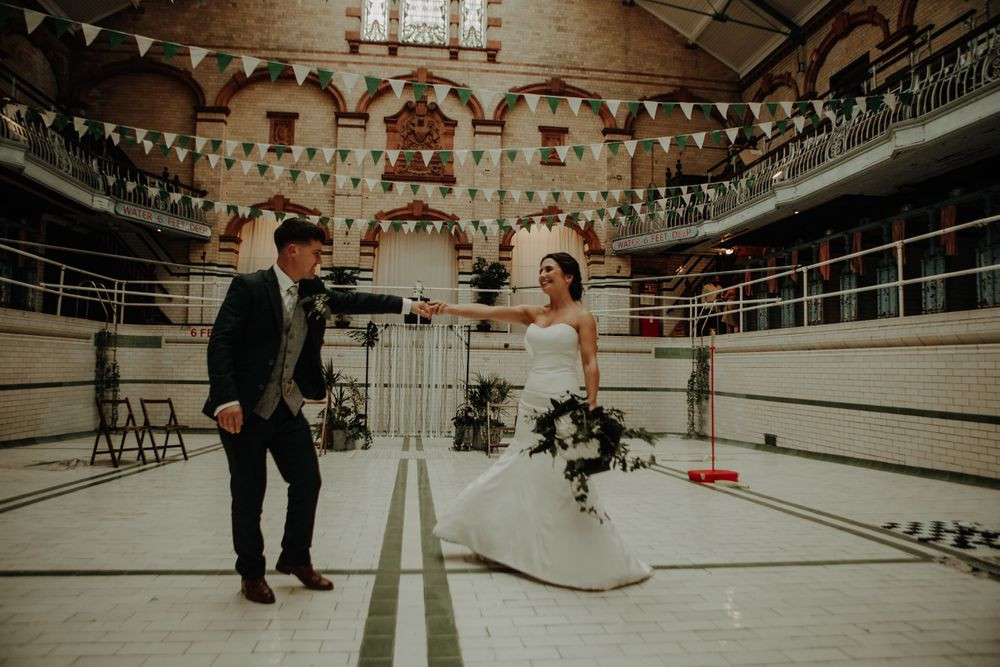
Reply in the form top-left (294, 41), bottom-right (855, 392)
top-left (430, 301), bottom-right (538, 326)
top-left (578, 312), bottom-right (599, 409)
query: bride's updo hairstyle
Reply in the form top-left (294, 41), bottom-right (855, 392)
top-left (541, 252), bottom-right (584, 301)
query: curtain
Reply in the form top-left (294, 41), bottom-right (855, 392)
top-left (237, 218), bottom-right (279, 274)
top-left (374, 230), bottom-right (457, 322)
top-left (510, 226), bottom-right (588, 309)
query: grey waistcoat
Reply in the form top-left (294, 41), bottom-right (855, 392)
top-left (254, 299), bottom-right (307, 419)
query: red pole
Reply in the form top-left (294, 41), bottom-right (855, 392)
top-left (710, 338), bottom-right (716, 471)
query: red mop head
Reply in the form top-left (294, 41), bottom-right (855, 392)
top-left (687, 469), bottom-right (740, 483)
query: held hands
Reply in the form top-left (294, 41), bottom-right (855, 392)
top-left (426, 300), bottom-right (450, 316)
top-left (410, 300), bottom-right (435, 320)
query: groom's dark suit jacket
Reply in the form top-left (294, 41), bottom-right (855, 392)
top-left (203, 268), bottom-right (403, 419)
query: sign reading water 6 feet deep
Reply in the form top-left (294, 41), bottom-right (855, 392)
top-left (114, 202), bottom-right (212, 239)
top-left (611, 225), bottom-right (698, 253)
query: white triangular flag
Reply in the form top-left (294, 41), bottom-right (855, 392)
top-left (479, 89), bottom-right (495, 112)
top-left (168, 192), bottom-right (183, 204)
top-left (394, 182), bottom-right (406, 195)
top-left (341, 72), bottom-right (358, 92)
top-left (241, 56), bottom-right (261, 77)
top-left (189, 46), bottom-right (208, 69)
top-left (386, 150), bottom-right (399, 166)
top-left (606, 99), bottom-right (621, 117)
top-left (589, 191), bottom-right (599, 202)
top-left (162, 132), bottom-right (176, 148)
top-left (482, 188), bottom-right (494, 202)
top-left (176, 147), bottom-right (188, 162)
top-left (680, 102), bottom-right (694, 119)
top-left (224, 140), bottom-right (237, 156)
top-left (793, 115), bottom-right (806, 133)
top-left (523, 93), bottom-right (540, 112)
top-left (590, 142), bottom-right (603, 159)
top-left (256, 143), bottom-right (269, 159)
top-left (355, 148), bottom-right (367, 164)
top-left (643, 100), bottom-right (658, 118)
top-left (365, 178), bottom-right (377, 191)
top-left (237, 205), bottom-right (251, 218)
top-left (812, 100), bottom-right (823, 116)
top-left (292, 64), bottom-right (311, 86)
top-left (335, 175), bottom-right (347, 188)
top-left (322, 148), bottom-right (335, 164)
top-left (716, 102), bottom-right (729, 119)
top-left (125, 181), bottom-right (136, 193)
top-left (759, 121), bottom-right (773, 136)
top-left (404, 221), bottom-right (416, 233)
top-left (81, 23), bottom-right (101, 46)
top-left (207, 153), bottom-right (220, 168)
top-left (388, 79), bottom-right (405, 97)
top-left (194, 136), bottom-right (207, 152)
top-left (424, 184), bottom-right (434, 197)
top-left (145, 185), bottom-right (158, 199)
top-left (103, 122), bottom-right (116, 138)
top-left (261, 210), bottom-right (276, 223)
top-left (454, 149), bottom-right (467, 165)
top-left (692, 132), bottom-right (705, 149)
top-left (109, 131), bottom-right (120, 146)
top-left (290, 145), bottom-right (303, 162)
top-left (748, 101), bottom-right (761, 118)
top-left (555, 145), bottom-right (569, 162)
top-left (40, 110), bottom-right (56, 127)
top-left (420, 150), bottom-right (434, 165)
top-left (658, 136), bottom-right (671, 153)
top-left (726, 127), bottom-right (739, 143)
top-left (780, 100), bottom-right (794, 117)
top-left (23, 10), bottom-right (45, 34)
top-left (623, 140), bottom-right (637, 157)
top-left (432, 84), bottom-right (450, 101)
top-left (73, 117), bottom-right (87, 137)
top-left (511, 190), bottom-right (521, 203)
top-left (681, 193), bottom-right (691, 205)
top-left (142, 140), bottom-right (153, 154)
top-left (135, 34), bottom-right (154, 57)
top-left (379, 220), bottom-right (391, 232)
top-left (489, 149), bottom-right (502, 166)
top-left (521, 147), bottom-right (535, 163)
top-left (538, 191), bottom-right (548, 203)
top-left (433, 220), bottom-right (443, 233)
top-left (567, 97), bottom-right (582, 115)
top-left (884, 92), bottom-right (898, 111)
top-left (303, 170), bottom-right (315, 184)
top-left (240, 160), bottom-right (253, 174)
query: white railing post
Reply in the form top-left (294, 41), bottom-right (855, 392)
top-left (895, 240), bottom-right (905, 318)
top-left (738, 286), bottom-right (744, 333)
top-left (55, 265), bottom-right (66, 317)
top-left (801, 267), bottom-right (809, 327)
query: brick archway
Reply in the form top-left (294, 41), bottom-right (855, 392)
top-left (804, 8), bottom-right (891, 97)
top-left (622, 87), bottom-right (739, 130)
top-left (361, 200), bottom-right (471, 249)
top-left (221, 194), bottom-right (326, 242)
top-left (500, 206), bottom-right (604, 261)
top-left (75, 58), bottom-right (207, 108)
top-left (356, 68), bottom-right (485, 120)
top-left (492, 77), bottom-right (617, 130)
top-left (752, 72), bottom-right (802, 103)
top-left (214, 69), bottom-right (346, 111)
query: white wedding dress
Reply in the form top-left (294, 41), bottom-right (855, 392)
top-left (433, 322), bottom-right (652, 590)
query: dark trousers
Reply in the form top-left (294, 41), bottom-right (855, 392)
top-left (220, 402), bottom-right (321, 580)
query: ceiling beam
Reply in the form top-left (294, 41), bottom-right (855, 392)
top-left (743, 0), bottom-right (802, 40)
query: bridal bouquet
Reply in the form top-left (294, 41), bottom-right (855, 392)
top-left (527, 393), bottom-right (656, 520)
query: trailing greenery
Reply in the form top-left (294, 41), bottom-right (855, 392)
top-left (318, 361), bottom-right (370, 450)
top-left (450, 403), bottom-right (477, 451)
top-left (685, 345), bottom-right (710, 437)
top-left (94, 329), bottom-right (120, 419)
top-left (349, 320), bottom-right (380, 349)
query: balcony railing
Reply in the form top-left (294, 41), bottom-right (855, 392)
top-left (612, 25), bottom-right (1000, 243)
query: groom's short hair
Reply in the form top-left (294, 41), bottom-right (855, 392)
top-left (274, 218), bottom-right (325, 250)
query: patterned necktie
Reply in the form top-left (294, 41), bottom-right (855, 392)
top-left (284, 284), bottom-right (298, 318)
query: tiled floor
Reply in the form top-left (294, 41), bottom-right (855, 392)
top-left (0, 434), bottom-right (998, 666)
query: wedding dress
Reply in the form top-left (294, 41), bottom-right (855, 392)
top-left (433, 322), bottom-right (652, 590)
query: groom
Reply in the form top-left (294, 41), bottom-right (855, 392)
top-left (205, 218), bottom-right (432, 604)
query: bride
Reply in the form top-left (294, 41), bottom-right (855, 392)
top-left (428, 253), bottom-right (652, 590)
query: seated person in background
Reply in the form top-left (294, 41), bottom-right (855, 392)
top-left (700, 275), bottom-right (723, 334)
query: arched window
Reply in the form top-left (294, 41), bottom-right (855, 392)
top-left (510, 226), bottom-right (588, 309)
top-left (374, 231), bottom-right (458, 304)
top-left (237, 218), bottom-right (278, 274)
top-left (362, 0), bottom-right (485, 47)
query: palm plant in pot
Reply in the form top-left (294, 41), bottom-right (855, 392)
top-left (323, 266), bottom-right (360, 328)
top-left (451, 403), bottom-right (477, 451)
top-left (469, 257), bottom-right (509, 332)
top-left (319, 361), bottom-right (366, 451)
top-left (466, 373), bottom-right (513, 451)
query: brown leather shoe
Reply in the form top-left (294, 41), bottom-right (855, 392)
top-left (275, 560), bottom-right (334, 591)
top-left (240, 577), bottom-right (275, 604)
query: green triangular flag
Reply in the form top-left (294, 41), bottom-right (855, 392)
top-left (766, 102), bottom-right (779, 117)
top-left (776, 118), bottom-right (788, 134)
top-left (306, 147), bottom-right (317, 161)
top-left (437, 150), bottom-right (450, 165)
top-left (159, 144), bottom-right (170, 157)
top-left (370, 150), bottom-right (383, 164)
top-left (381, 182), bottom-right (393, 192)
top-left (338, 148), bottom-right (351, 162)
top-left (526, 191), bottom-right (535, 202)
top-left (730, 103), bottom-right (746, 119)
top-left (743, 125), bottom-right (755, 139)
top-left (317, 69), bottom-right (334, 89)
top-left (191, 151), bottom-right (202, 162)
top-left (796, 101), bottom-right (810, 116)
top-left (546, 96), bottom-right (560, 114)
top-left (600, 190), bottom-right (609, 200)
top-left (898, 91), bottom-right (913, 107)
top-left (640, 139), bottom-right (654, 154)
top-left (661, 102), bottom-right (675, 117)
top-left (242, 142), bottom-right (253, 157)
top-left (504, 92), bottom-right (519, 111)
top-left (391, 221), bottom-right (403, 232)
top-left (108, 31), bottom-right (127, 50)
top-left (572, 145), bottom-right (585, 160)
top-left (224, 157), bottom-right (236, 170)
top-left (576, 192), bottom-right (585, 201)
top-left (471, 150), bottom-right (484, 165)
top-left (267, 61), bottom-right (284, 81)
top-left (410, 183), bottom-right (420, 195)
top-left (274, 145), bottom-right (287, 159)
top-left (249, 207), bottom-right (262, 219)
top-left (215, 52), bottom-right (234, 73)
top-left (538, 147), bottom-right (552, 162)
top-left (676, 135), bottom-right (688, 152)
top-left (351, 177), bottom-right (361, 188)
top-left (588, 99), bottom-right (603, 115)
top-left (364, 76), bottom-right (382, 96)
top-left (53, 17), bottom-right (73, 38)
top-left (700, 103), bottom-right (713, 120)
top-left (551, 191), bottom-right (560, 202)
top-left (210, 139), bottom-right (222, 153)
top-left (161, 42), bottom-right (180, 62)
top-left (866, 95), bottom-right (883, 112)
top-left (810, 113), bottom-right (821, 128)
top-left (411, 82), bottom-right (427, 100)
top-left (257, 163), bottom-right (268, 176)
top-left (289, 169), bottom-right (300, 182)
top-left (498, 190), bottom-right (507, 201)
top-left (456, 88), bottom-right (473, 105)
top-left (402, 150), bottom-right (415, 165)
top-left (708, 130), bottom-right (722, 145)
top-left (175, 135), bottom-right (189, 149)
top-left (226, 204), bottom-right (238, 215)
top-left (545, 216), bottom-right (555, 230)
top-left (202, 200), bottom-right (215, 211)
top-left (319, 173), bottom-right (330, 185)
top-left (439, 187), bottom-right (450, 198)
top-left (467, 188), bottom-right (478, 200)
top-left (627, 101), bottom-right (640, 117)
top-left (274, 211), bottom-right (286, 221)
top-left (607, 142), bottom-right (620, 156)
top-left (506, 149), bottom-right (518, 163)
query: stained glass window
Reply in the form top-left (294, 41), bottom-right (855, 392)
top-left (401, 0), bottom-right (448, 45)
top-left (362, 0), bottom-right (389, 41)
top-left (459, 0), bottom-right (486, 48)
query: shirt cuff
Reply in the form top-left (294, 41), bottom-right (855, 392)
top-left (214, 400), bottom-right (240, 417)
top-left (401, 297), bottom-right (412, 315)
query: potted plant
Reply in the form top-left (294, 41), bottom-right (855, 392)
top-left (466, 373), bottom-right (513, 451)
top-left (318, 361), bottom-right (363, 451)
top-left (323, 266), bottom-right (360, 328)
top-left (451, 403), bottom-right (477, 450)
top-left (343, 379), bottom-right (369, 450)
top-left (469, 257), bottom-right (509, 332)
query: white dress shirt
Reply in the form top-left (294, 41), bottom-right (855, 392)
top-left (213, 265), bottom-right (412, 417)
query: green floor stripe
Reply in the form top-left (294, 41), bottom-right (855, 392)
top-left (417, 441), bottom-right (462, 667)
top-left (357, 445), bottom-right (408, 667)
